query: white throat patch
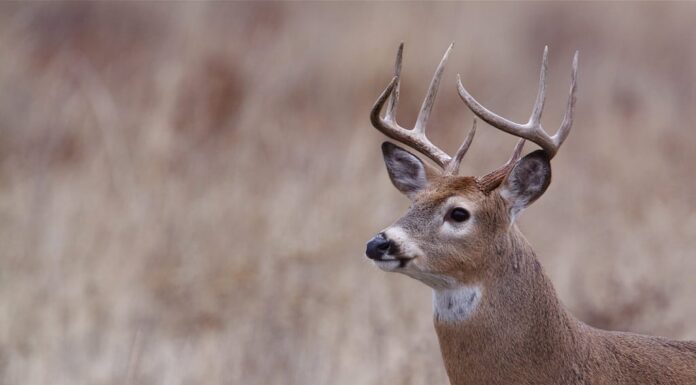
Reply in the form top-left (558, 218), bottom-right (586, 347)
top-left (433, 286), bottom-right (482, 323)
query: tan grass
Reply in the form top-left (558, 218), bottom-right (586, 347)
top-left (1, 3), bottom-right (695, 384)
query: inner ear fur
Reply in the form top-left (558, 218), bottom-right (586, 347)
top-left (381, 142), bottom-right (438, 199)
top-left (499, 150), bottom-right (552, 217)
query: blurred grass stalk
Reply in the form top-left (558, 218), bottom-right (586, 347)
top-left (0, 2), bottom-right (695, 385)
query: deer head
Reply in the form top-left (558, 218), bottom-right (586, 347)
top-left (366, 43), bottom-right (578, 290)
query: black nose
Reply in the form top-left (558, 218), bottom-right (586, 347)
top-left (366, 234), bottom-right (391, 260)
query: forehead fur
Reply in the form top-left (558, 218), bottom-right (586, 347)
top-left (414, 176), bottom-right (483, 206)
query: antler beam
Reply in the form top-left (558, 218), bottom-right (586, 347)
top-left (457, 46), bottom-right (579, 159)
top-left (371, 43), bottom-right (475, 174)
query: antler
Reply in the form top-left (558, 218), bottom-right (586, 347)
top-left (457, 46), bottom-right (579, 159)
top-left (371, 43), bottom-right (475, 175)
top-left (477, 139), bottom-right (525, 192)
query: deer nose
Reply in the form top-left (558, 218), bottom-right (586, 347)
top-left (366, 234), bottom-right (392, 260)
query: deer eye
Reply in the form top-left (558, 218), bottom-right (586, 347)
top-left (448, 207), bottom-right (470, 222)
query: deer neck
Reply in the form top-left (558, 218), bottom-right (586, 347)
top-left (432, 226), bottom-right (585, 384)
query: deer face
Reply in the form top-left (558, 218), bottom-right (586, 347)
top-left (366, 43), bottom-right (576, 289)
top-left (366, 142), bottom-right (551, 289)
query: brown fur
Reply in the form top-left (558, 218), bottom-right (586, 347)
top-left (383, 174), bottom-right (696, 385)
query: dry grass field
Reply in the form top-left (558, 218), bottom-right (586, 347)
top-left (1, 3), bottom-right (696, 385)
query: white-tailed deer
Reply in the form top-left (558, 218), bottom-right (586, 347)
top-left (366, 43), bottom-right (696, 385)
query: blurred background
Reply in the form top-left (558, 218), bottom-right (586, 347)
top-left (1, 2), bottom-right (696, 384)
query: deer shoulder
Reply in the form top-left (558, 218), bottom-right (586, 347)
top-left (365, 43), bottom-right (696, 385)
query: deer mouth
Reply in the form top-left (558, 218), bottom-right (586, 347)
top-left (373, 257), bottom-right (413, 271)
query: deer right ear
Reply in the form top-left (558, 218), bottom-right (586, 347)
top-left (382, 142), bottom-right (432, 199)
top-left (499, 150), bottom-right (552, 220)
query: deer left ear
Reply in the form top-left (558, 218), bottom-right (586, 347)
top-left (499, 150), bottom-right (551, 219)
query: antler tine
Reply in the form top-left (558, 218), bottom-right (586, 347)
top-left (530, 46), bottom-right (549, 127)
top-left (415, 43), bottom-right (453, 134)
top-left (505, 138), bottom-right (526, 166)
top-left (444, 119), bottom-right (477, 176)
top-left (477, 139), bottom-right (526, 192)
top-left (370, 44), bottom-right (455, 169)
top-left (456, 47), bottom-right (579, 159)
top-left (385, 43), bottom-right (403, 121)
top-left (554, 50), bottom-right (579, 149)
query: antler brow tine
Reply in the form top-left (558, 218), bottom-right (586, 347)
top-left (444, 119), bottom-right (477, 176)
top-left (477, 139), bottom-right (526, 192)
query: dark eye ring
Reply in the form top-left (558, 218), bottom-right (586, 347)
top-left (449, 207), bottom-right (470, 222)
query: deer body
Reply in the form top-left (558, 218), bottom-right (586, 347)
top-left (366, 43), bottom-right (696, 384)
top-left (433, 220), bottom-right (696, 385)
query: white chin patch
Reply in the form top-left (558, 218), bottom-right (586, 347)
top-left (372, 259), bottom-right (402, 272)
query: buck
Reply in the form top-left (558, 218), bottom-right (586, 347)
top-left (365, 43), bottom-right (696, 385)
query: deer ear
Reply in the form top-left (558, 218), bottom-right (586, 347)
top-left (382, 142), bottom-right (433, 199)
top-left (499, 150), bottom-right (551, 219)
